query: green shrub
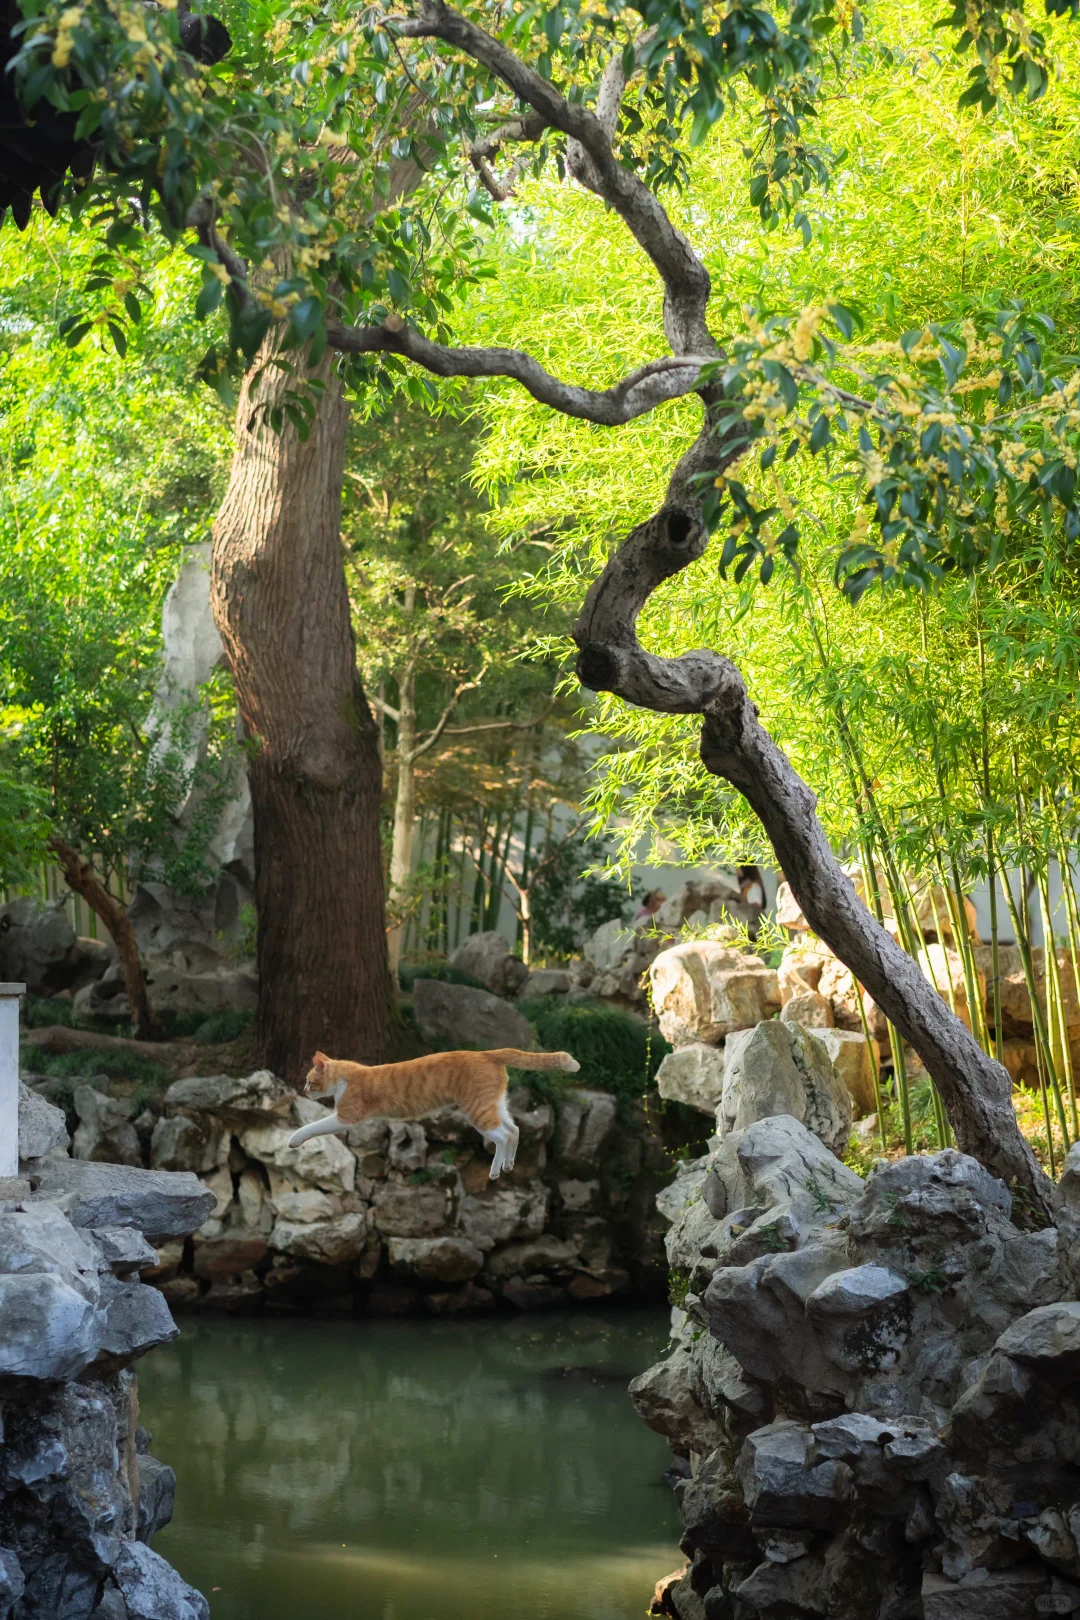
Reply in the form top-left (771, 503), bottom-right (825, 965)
top-left (22, 997), bottom-right (75, 1029)
top-left (191, 1008), bottom-right (254, 1044)
top-left (518, 997), bottom-right (671, 1103)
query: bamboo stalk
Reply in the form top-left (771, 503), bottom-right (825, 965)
top-left (1001, 862), bottom-right (1066, 1168)
top-left (1037, 857), bottom-right (1074, 1149)
top-left (1049, 796), bottom-right (1080, 1140)
top-left (860, 847), bottom-right (913, 1153)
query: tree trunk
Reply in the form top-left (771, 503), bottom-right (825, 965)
top-left (49, 838), bottom-right (161, 1040)
top-left (387, 603), bottom-right (417, 974)
top-left (210, 335), bottom-right (399, 1082)
top-left (573, 423), bottom-right (1056, 1220)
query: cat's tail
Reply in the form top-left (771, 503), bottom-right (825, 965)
top-left (490, 1048), bottom-right (580, 1073)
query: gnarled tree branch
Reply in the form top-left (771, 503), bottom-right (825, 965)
top-left (571, 415), bottom-right (1055, 1220)
top-left (326, 320), bottom-right (715, 423)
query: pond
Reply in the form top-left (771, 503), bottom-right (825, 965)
top-left (138, 1307), bottom-right (680, 1620)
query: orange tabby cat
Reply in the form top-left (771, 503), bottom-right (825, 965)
top-left (287, 1047), bottom-right (580, 1179)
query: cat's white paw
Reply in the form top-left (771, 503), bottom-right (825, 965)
top-left (287, 1130), bottom-right (303, 1148)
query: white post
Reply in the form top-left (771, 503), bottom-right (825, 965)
top-left (0, 984), bottom-right (26, 1179)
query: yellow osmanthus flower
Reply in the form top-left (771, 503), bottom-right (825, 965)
top-left (51, 6), bottom-right (83, 68)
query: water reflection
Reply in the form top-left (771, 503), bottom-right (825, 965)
top-left (139, 1309), bottom-right (679, 1620)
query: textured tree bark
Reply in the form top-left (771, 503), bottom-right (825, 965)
top-left (210, 336), bottom-right (399, 1082)
top-left (386, 642), bottom-right (417, 975)
top-left (49, 838), bottom-right (161, 1040)
top-left (573, 424), bottom-right (1056, 1220)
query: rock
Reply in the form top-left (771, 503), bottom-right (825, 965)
top-left (852, 1150), bottom-right (1011, 1245)
top-left (814, 1028), bottom-right (877, 1117)
top-left (387, 1121), bottom-right (427, 1173)
top-left (0, 1549), bottom-right (24, 1620)
top-left (0, 1271), bottom-right (99, 1379)
top-left (736, 1421), bottom-right (853, 1529)
top-left (485, 1234), bottom-right (580, 1279)
top-left (371, 1181), bottom-right (450, 1237)
top-left (719, 1021), bottom-right (853, 1155)
top-left (17, 1081), bottom-right (69, 1163)
top-left (192, 1234), bottom-right (269, 1279)
top-left (520, 968), bottom-right (570, 997)
top-left (778, 944), bottom-right (828, 1002)
top-left (150, 1114), bottom-right (222, 1175)
top-left (816, 953), bottom-right (887, 1038)
top-left (554, 1088), bottom-right (618, 1173)
top-left (0, 897), bottom-right (78, 996)
top-left (164, 1070), bottom-right (292, 1121)
top-left (269, 1187), bottom-right (338, 1223)
top-left (975, 943), bottom-right (1080, 1039)
top-left (72, 1085), bottom-right (143, 1168)
top-left (96, 1281), bottom-right (179, 1365)
top-left (1058, 1141), bottom-right (1080, 1210)
top-left (269, 1213), bottom-right (371, 1266)
top-left (449, 931), bottom-right (529, 998)
top-left (779, 988), bottom-right (835, 1029)
top-left (388, 1236), bottom-right (484, 1284)
top-left (656, 1044), bottom-right (727, 1116)
top-left (113, 1541), bottom-right (210, 1620)
top-left (581, 917), bottom-right (665, 1007)
top-left (775, 881), bottom-right (808, 932)
top-left (649, 942), bottom-right (780, 1046)
top-left (805, 1265), bottom-right (912, 1373)
top-left (994, 1302), bottom-right (1080, 1367)
top-left (92, 1227), bottom-right (160, 1275)
top-left (32, 1159), bottom-right (217, 1242)
top-left (239, 1112), bottom-right (356, 1194)
top-left (735, 1557), bottom-right (827, 1614)
top-left (136, 1452), bottom-right (176, 1543)
top-left (655, 877), bottom-right (741, 933)
top-left (629, 1344), bottom-right (726, 1456)
top-left (921, 1566), bottom-right (1050, 1619)
top-left (412, 978), bottom-right (536, 1050)
top-left (458, 1182), bottom-right (549, 1250)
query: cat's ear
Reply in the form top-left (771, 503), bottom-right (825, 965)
top-left (312, 1051), bottom-right (328, 1071)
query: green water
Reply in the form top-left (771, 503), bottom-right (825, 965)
top-left (138, 1308), bottom-right (680, 1620)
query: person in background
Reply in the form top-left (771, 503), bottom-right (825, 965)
top-left (735, 865), bottom-right (766, 938)
top-left (632, 889), bottom-right (666, 928)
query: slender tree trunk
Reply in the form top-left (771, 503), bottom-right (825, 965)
top-left (387, 598), bottom-right (417, 974)
top-left (573, 423), bottom-right (1055, 1219)
top-left (210, 334), bottom-right (399, 1081)
top-left (49, 838), bottom-right (161, 1040)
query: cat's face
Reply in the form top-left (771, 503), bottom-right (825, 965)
top-left (304, 1052), bottom-right (334, 1097)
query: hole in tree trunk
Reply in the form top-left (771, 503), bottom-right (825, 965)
top-left (576, 645), bottom-right (617, 691)
top-left (666, 509), bottom-right (694, 547)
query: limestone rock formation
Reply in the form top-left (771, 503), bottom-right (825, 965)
top-left (89, 1067), bottom-right (670, 1314)
top-left (449, 931), bottom-right (529, 998)
top-left (412, 978), bottom-right (536, 1050)
top-left (649, 942), bottom-right (781, 1047)
top-left (718, 1022), bottom-right (853, 1154)
top-left (633, 1106), bottom-right (1080, 1619)
top-left (0, 1157), bottom-right (213, 1618)
top-left (655, 1043), bottom-right (726, 1115)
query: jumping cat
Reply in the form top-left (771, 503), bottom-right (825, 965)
top-left (286, 1047), bottom-right (581, 1179)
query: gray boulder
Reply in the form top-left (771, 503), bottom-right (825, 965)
top-left (554, 1088), bottom-right (618, 1173)
top-left (269, 1212), bottom-right (371, 1266)
top-left (112, 1542), bottom-right (210, 1620)
top-left (655, 1043), bottom-right (726, 1115)
top-left (412, 978), bottom-right (535, 1050)
top-left (136, 1453), bottom-right (176, 1544)
top-left (0, 897), bottom-right (76, 995)
top-left (0, 1549), bottom-right (24, 1620)
top-left (388, 1236), bottom-right (485, 1284)
top-left (164, 1069), bottom-right (291, 1122)
top-left (449, 932), bottom-right (529, 998)
top-left (32, 1160), bottom-right (217, 1242)
top-left (149, 1115), bottom-right (222, 1175)
top-left (73, 1085), bottom-right (143, 1168)
top-left (519, 968), bottom-right (570, 998)
top-left (649, 941), bottom-right (781, 1046)
top-left (17, 1081), bottom-right (69, 1163)
top-left (719, 1020), bottom-right (853, 1155)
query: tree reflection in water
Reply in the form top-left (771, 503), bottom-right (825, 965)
top-left (139, 1308), bottom-right (679, 1620)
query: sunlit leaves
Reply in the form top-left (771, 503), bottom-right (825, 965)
top-left (700, 301), bottom-right (1080, 598)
